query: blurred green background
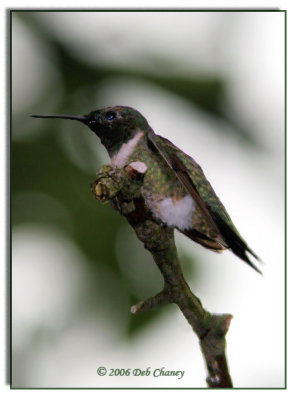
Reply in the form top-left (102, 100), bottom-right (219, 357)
top-left (11, 11), bottom-right (285, 388)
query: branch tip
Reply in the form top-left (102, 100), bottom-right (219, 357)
top-left (223, 314), bottom-right (233, 333)
top-left (130, 304), bottom-right (141, 314)
top-left (131, 290), bottom-right (171, 314)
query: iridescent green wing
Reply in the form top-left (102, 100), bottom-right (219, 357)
top-left (162, 138), bottom-right (238, 230)
top-left (148, 133), bottom-right (261, 273)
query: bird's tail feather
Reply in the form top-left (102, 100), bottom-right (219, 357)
top-left (208, 208), bottom-right (262, 274)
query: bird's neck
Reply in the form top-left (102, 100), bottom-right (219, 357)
top-left (109, 129), bottom-right (147, 168)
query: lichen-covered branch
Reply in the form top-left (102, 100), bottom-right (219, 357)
top-left (91, 163), bottom-right (233, 388)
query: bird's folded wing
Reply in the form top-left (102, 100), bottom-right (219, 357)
top-left (148, 132), bottom-right (227, 247)
top-left (147, 132), bottom-right (262, 273)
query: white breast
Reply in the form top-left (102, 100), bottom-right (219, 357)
top-left (111, 130), bottom-right (144, 167)
top-left (153, 195), bottom-right (195, 230)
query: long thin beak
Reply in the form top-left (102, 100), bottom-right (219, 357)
top-left (30, 114), bottom-right (88, 123)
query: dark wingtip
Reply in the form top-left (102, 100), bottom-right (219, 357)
top-left (246, 247), bottom-right (264, 274)
top-left (247, 258), bottom-right (263, 275)
top-left (237, 248), bottom-right (263, 275)
top-left (207, 208), bottom-right (263, 274)
top-left (247, 247), bottom-right (263, 264)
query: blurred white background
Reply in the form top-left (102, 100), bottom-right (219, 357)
top-left (11, 10), bottom-right (285, 388)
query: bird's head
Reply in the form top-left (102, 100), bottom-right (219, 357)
top-left (31, 106), bottom-right (151, 156)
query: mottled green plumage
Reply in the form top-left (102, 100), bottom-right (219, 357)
top-left (121, 133), bottom-right (234, 250)
top-left (31, 105), bottom-right (260, 272)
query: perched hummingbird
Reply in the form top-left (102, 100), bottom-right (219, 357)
top-left (31, 106), bottom-right (261, 272)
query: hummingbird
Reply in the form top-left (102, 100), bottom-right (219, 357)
top-left (31, 106), bottom-right (261, 273)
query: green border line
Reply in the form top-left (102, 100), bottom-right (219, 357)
top-left (9, 8), bottom-right (287, 390)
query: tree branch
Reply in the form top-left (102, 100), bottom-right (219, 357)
top-left (91, 162), bottom-right (233, 388)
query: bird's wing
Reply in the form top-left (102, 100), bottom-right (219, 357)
top-left (147, 132), bottom-right (261, 273)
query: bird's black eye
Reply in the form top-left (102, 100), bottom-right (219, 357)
top-left (105, 111), bottom-right (116, 121)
